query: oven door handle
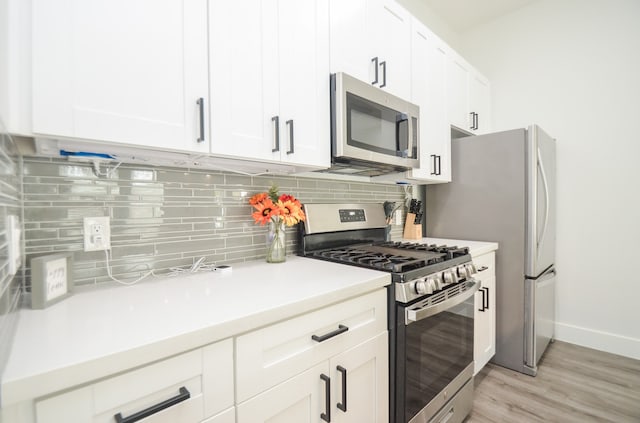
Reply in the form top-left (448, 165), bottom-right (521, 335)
top-left (405, 280), bottom-right (479, 325)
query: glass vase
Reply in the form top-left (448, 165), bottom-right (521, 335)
top-left (266, 218), bottom-right (286, 263)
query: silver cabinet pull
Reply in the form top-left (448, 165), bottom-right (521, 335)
top-left (197, 98), bottom-right (205, 143)
top-left (379, 60), bottom-right (387, 88)
top-left (371, 57), bottom-right (379, 85)
top-left (272, 116), bottom-right (280, 152)
top-left (286, 119), bottom-right (294, 154)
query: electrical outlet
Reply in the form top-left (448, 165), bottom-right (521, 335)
top-left (5, 215), bottom-right (21, 276)
top-left (83, 216), bottom-right (111, 251)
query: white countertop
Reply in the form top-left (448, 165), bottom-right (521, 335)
top-left (418, 237), bottom-right (499, 257)
top-left (1, 256), bottom-right (390, 407)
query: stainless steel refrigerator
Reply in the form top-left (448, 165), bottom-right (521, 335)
top-left (425, 125), bottom-right (556, 376)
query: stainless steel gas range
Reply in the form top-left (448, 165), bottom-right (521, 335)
top-left (299, 203), bottom-right (479, 423)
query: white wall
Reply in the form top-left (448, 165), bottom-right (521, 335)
top-left (458, 0), bottom-right (640, 359)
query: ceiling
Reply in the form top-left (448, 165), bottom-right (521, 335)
top-left (420, 0), bottom-right (538, 32)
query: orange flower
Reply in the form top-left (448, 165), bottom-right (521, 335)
top-left (249, 185), bottom-right (305, 227)
top-left (277, 199), bottom-right (306, 226)
top-left (249, 192), bottom-right (267, 206)
top-left (251, 198), bottom-right (280, 225)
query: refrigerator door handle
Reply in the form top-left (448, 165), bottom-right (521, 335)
top-left (537, 147), bottom-right (550, 257)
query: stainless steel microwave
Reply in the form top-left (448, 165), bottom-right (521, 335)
top-left (329, 72), bottom-right (419, 176)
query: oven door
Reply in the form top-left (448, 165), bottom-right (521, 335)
top-left (394, 281), bottom-right (478, 423)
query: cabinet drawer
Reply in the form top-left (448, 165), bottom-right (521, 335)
top-left (236, 289), bottom-right (387, 402)
top-left (36, 338), bottom-right (234, 423)
top-left (473, 251), bottom-right (495, 280)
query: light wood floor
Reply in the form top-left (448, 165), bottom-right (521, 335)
top-left (467, 341), bottom-right (640, 422)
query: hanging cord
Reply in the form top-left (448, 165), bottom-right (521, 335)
top-left (92, 160), bottom-right (123, 178)
top-left (103, 249), bottom-right (155, 286)
top-left (166, 257), bottom-right (218, 276)
top-left (102, 251), bottom-right (221, 285)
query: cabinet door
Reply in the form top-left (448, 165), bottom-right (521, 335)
top-left (201, 407), bottom-right (235, 423)
top-left (406, 19), bottom-right (451, 183)
top-left (329, 0), bottom-right (411, 99)
top-left (32, 0), bottom-right (208, 153)
top-left (329, 0), bottom-right (373, 83)
top-left (473, 252), bottom-right (496, 375)
top-left (209, 0), bottom-right (279, 162)
top-left (330, 332), bottom-right (389, 423)
top-left (369, 0), bottom-right (412, 99)
top-left (237, 362), bottom-right (328, 423)
top-left (446, 53), bottom-right (472, 133)
top-left (469, 73), bottom-right (491, 135)
top-left (210, 0), bottom-right (329, 169)
top-left (203, 339), bottom-right (234, 418)
top-left (278, 0), bottom-right (330, 168)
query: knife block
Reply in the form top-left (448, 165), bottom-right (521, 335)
top-left (403, 213), bottom-right (422, 240)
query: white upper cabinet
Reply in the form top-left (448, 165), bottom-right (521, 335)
top-left (209, 0), bottom-right (330, 170)
top-left (446, 51), bottom-right (491, 135)
top-left (469, 72), bottom-right (491, 134)
top-left (330, 0), bottom-right (412, 100)
top-left (446, 52), bottom-right (473, 133)
top-left (31, 0), bottom-right (209, 153)
top-left (405, 19), bottom-right (451, 183)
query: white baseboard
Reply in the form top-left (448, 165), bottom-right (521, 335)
top-left (555, 322), bottom-right (640, 360)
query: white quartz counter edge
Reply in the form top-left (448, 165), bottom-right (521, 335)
top-left (403, 237), bottom-right (499, 257)
top-left (1, 256), bottom-right (390, 407)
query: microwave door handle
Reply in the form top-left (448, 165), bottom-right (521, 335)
top-left (396, 113), bottom-right (409, 157)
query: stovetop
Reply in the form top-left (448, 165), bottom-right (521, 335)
top-left (310, 242), bottom-right (470, 274)
top-left (299, 203), bottom-right (477, 302)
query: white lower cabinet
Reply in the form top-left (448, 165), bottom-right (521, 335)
top-left (329, 332), bottom-right (388, 423)
top-left (237, 362), bottom-right (328, 423)
top-left (23, 289), bottom-right (390, 423)
top-left (34, 339), bottom-right (233, 423)
top-left (237, 333), bottom-right (388, 423)
top-left (201, 407), bottom-right (235, 423)
top-left (473, 251), bottom-right (496, 375)
top-left (236, 289), bottom-right (388, 423)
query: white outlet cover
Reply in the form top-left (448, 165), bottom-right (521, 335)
top-left (83, 216), bottom-right (111, 251)
top-left (5, 215), bottom-right (21, 276)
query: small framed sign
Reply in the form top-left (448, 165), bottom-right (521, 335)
top-left (31, 252), bottom-right (74, 309)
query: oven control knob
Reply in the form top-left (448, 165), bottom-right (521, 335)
top-left (415, 279), bottom-right (429, 295)
top-left (433, 275), bottom-right (444, 290)
top-left (465, 263), bottom-right (477, 276)
top-left (457, 265), bottom-right (469, 279)
top-left (443, 269), bottom-right (458, 285)
top-left (415, 278), bottom-right (435, 295)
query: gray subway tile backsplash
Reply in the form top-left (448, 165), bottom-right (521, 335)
top-left (22, 157), bottom-right (406, 289)
top-left (0, 130), bottom-right (23, 383)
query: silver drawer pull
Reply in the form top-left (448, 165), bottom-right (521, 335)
top-left (312, 324), bottom-right (349, 342)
